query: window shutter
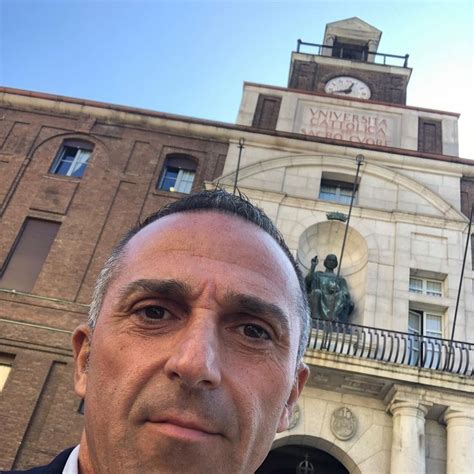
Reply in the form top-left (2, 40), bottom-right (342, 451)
top-left (252, 94), bottom-right (282, 130)
top-left (0, 219), bottom-right (60, 292)
top-left (418, 118), bottom-right (442, 153)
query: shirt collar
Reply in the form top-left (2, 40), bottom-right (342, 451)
top-left (62, 445), bottom-right (80, 474)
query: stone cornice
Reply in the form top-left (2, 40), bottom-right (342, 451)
top-left (1, 86), bottom-right (473, 169)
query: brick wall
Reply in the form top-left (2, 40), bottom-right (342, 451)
top-left (0, 96), bottom-right (229, 469)
top-left (289, 60), bottom-right (408, 104)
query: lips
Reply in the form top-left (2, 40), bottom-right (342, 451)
top-left (146, 416), bottom-right (221, 440)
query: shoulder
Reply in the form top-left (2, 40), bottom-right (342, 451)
top-left (1, 448), bottom-right (74, 474)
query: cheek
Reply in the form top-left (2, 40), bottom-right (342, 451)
top-left (87, 333), bottom-right (149, 409)
top-left (230, 368), bottom-right (290, 468)
top-left (231, 360), bottom-right (292, 434)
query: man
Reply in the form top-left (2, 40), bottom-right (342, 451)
top-left (6, 189), bottom-right (310, 473)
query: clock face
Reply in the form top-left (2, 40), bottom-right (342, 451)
top-left (325, 76), bottom-right (371, 99)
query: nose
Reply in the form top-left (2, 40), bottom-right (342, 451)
top-left (163, 313), bottom-right (222, 389)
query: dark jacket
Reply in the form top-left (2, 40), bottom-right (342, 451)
top-left (1, 448), bottom-right (74, 474)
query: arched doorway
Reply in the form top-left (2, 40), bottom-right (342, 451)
top-left (257, 444), bottom-right (349, 474)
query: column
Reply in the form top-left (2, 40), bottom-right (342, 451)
top-left (388, 398), bottom-right (429, 474)
top-left (444, 408), bottom-right (474, 474)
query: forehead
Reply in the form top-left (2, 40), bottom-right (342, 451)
top-left (118, 211), bottom-right (300, 304)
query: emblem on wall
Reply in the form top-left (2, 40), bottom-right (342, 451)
top-left (330, 407), bottom-right (358, 440)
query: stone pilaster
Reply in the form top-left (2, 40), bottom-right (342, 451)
top-left (385, 387), bottom-right (430, 474)
top-left (443, 408), bottom-right (474, 474)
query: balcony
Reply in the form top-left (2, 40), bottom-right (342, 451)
top-left (307, 319), bottom-right (474, 377)
top-left (296, 40), bottom-right (410, 68)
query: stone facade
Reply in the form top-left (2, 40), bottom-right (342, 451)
top-left (236, 83), bottom-right (460, 155)
top-left (1, 17), bottom-right (474, 474)
top-left (229, 18), bottom-right (474, 474)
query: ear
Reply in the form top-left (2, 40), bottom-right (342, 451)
top-left (277, 363), bottom-right (309, 433)
top-left (72, 324), bottom-right (92, 399)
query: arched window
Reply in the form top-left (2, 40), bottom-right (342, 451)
top-left (157, 153), bottom-right (197, 194)
top-left (49, 139), bottom-right (94, 178)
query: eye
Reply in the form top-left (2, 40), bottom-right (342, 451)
top-left (134, 305), bottom-right (173, 323)
top-left (241, 324), bottom-right (271, 340)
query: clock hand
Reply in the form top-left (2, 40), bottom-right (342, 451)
top-left (334, 82), bottom-right (354, 94)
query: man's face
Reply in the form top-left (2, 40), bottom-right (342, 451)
top-left (73, 211), bottom-right (308, 474)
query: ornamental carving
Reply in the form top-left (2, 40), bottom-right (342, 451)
top-left (330, 406), bottom-right (357, 440)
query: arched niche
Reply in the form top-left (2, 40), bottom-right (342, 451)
top-left (297, 220), bottom-right (368, 323)
top-left (259, 435), bottom-right (360, 474)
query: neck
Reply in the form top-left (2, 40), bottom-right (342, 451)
top-left (78, 432), bottom-right (95, 474)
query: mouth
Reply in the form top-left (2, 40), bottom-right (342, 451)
top-left (146, 418), bottom-right (220, 441)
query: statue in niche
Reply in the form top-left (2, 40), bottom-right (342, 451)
top-left (305, 254), bottom-right (354, 323)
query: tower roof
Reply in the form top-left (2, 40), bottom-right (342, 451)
top-left (323, 17), bottom-right (382, 51)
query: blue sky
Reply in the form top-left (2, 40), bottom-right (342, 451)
top-left (1, 0), bottom-right (473, 157)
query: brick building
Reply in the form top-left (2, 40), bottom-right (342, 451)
top-left (0, 91), bottom-right (233, 469)
top-left (1, 17), bottom-right (474, 473)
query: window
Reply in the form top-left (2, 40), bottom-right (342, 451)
top-left (319, 179), bottom-right (355, 204)
top-left (158, 154), bottom-right (197, 194)
top-left (0, 365), bottom-right (11, 392)
top-left (0, 353), bottom-right (14, 392)
top-left (409, 277), bottom-right (443, 297)
top-left (408, 309), bottom-right (443, 368)
top-left (0, 218), bottom-right (60, 292)
top-left (50, 140), bottom-right (93, 177)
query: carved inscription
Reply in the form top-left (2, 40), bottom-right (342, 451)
top-left (299, 106), bottom-right (394, 146)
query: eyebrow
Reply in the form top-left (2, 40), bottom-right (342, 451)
top-left (116, 278), bottom-right (291, 333)
top-left (222, 291), bottom-right (291, 335)
top-left (117, 278), bottom-right (193, 311)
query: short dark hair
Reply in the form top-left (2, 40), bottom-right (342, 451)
top-left (88, 189), bottom-right (310, 362)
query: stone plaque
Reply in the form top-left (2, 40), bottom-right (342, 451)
top-left (330, 407), bottom-right (357, 440)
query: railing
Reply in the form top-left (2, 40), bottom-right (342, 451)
top-left (296, 39), bottom-right (410, 68)
top-left (307, 319), bottom-right (474, 376)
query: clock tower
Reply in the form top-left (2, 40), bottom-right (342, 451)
top-left (237, 16), bottom-right (458, 155)
top-left (289, 17), bottom-right (411, 104)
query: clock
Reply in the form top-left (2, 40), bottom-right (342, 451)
top-left (324, 76), bottom-right (371, 99)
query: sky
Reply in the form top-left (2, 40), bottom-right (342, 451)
top-left (1, 0), bottom-right (473, 158)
